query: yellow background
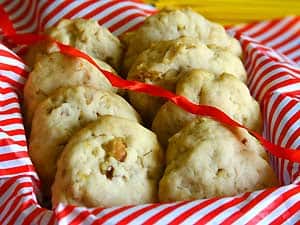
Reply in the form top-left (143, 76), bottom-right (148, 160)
top-left (145, 0), bottom-right (300, 25)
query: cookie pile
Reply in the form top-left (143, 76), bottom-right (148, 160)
top-left (24, 9), bottom-right (278, 208)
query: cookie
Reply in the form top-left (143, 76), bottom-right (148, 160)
top-left (127, 37), bottom-right (246, 122)
top-left (122, 8), bottom-right (241, 73)
top-left (23, 52), bottom-right (117, 129)
top-left (46, 18), bottom-right (123, 69)
top-left (152, 69), bottom-right (262, 147)
top-left (159, 118), bottom-right (278, 202)
top-left (29, 86), bottom-right (141, 196)
top-left (52, 115), bottom-right (164, 207)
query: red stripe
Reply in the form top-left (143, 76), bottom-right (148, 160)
top-left (0, 4), bottom-right (15, 35)
top-left (277, 107), bottom-right (300, 146)
top-left (6, 198), bottom-right (35, 225)
top-left (0, 151), bottom-right (28, 161)
top-left (142, 201), bottom-right (188, 225)
top-left (108, 13), bottom-right (144, 32)
top-left (260, 18), bottom-right (299, 45)
top-left (248, 20), bottom-right (281, 39)
top-left (68, 209), bottom-right (91, 225)
top-left (258, 76), bottom-right (299, 101)
top-left (98, 5), bottom-right (147, 25)
top-left (0, 97), bottom-right (18, 107)
top-left (0, 49), bottom-right (21, 60)
top-left (5, 0), bottom-right (23, 16)
top-left (22, 207), bottom-right (45, 225)
top-left (116, 204), bottom-right (160, 225)
top-left (0, 118), bottom-right (23, 126)
top-left (292, 55), bottom-right (300, 63)
top-left (195, 192), bottom-right (251, 224)
top-left (0, 165), bottom-right (34, 176)
top-left (38, 0), bottom-right (52, 32)
top-left (16, 0), bottom-right (39, 32)
top-left (41, 1), bottom-right (71, 29)
top-left (272, 30), bottom-right (300, 50)
top-left (282, 45), bottom-right (300, 57)
top-left (270, 201), bottom-right (300, 225)
top-left (220, 188), bottom-right (277, 224)
top-left (0, 108), bottom-right (21, 115)
top-left (10, 0), bottom-right (32, 27)
top-left (279, 158), bottom-right (285, 187)
top-left (247, 186), bottom-right (300, 224)
top-left (235, 21), bottom-right (261, 34)
top-left (83, 0), bottom-right (118, 19)
top-left (1, 0), bottom-right (13, 7)
top-left (92, 205), bottom-right (135, 224)
top-left (58, 1), bottom-right (96, 20)
top-left (0, 182), bottom-right (33, 216)
top-left (271, 100), bottom-right (296, 144)
top-left (0, 128), bottom-right (25, 136)
top-left (55, 205), bottom-right (76, 220)
top-left (168, 198), bottom-right (219, 225)
top-left (285, 126), bottom-right (300, 149)
top-left (0, 76), bottom-right (24, 90)
top-left (0, 63), bottom-right (26, 76)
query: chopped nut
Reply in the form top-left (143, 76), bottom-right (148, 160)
top-left (102, 137), bottom-right (127, 162)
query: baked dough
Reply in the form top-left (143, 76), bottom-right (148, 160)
top-left (52, 115), bottom-right (164, 207)
top-left (122, 8), bottom-right (241, 73)
top-left (152, 69), bottom-right (262, 147)
top-left (159, 117), bottom-right (277, 202)
top-left (23, 52), bottom-right (117, 129)
top-left (127, 37), bottom-right (246, 122)
top-left (29, 86), bottom-right (140, 196)
top-left (47, 18), bottom-right (123, 70)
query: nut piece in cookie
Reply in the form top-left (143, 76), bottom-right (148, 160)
top-left (52, 115), bottom-right (164, 208)
top-left (29, 86), bottom-right (140, 197)
top-left (152, 69), bottom-right (262, 147)
top-left (159, 118), bottom-right (278, 202)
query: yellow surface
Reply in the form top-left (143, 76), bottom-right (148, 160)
top-left (145, 0), bottom-right (300, 25)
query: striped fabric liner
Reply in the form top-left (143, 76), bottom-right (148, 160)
top-left (0, 0), bottom-right (299, 224)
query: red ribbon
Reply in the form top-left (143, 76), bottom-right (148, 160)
top-left (0, 6), bottom-right (299, 162)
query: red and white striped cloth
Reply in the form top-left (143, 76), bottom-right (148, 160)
top-left (0, 0), bottom-right (299, 224)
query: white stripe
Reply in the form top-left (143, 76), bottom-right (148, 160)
top-left (289, 49), bottom-right (300, 63)
top-left (0, 123), bottom-right (24, 132)
top-left (113, 16), bottom-right (145, 36)
top-left (0, 91), bottom-right (18, 99)
top-left (40, 1), bottom-right (62, 23)
top-left (283, 209), bottom-right (300, 225)
top-left (257, 191), bottom-right (300, 224)
top-left (232, 185), bottom-right (296, 225)
top-left (0, 101), bottom-right (20, 112)
top-left (9, 0), bottom-right (29, 21)
top-left (14, 205), bottom-right (43, 225)
top-left (103, 204), bottom-right (152, 225)
top-left (127, 203), bottom-right (175, 225)
top-left (257, 76), bottom-right (292, 100)
top-left (0, 70), bottom-right (26, 86)
top-left (69, 0), bottom-right (109, 19)
top-left (181, 198), bottom-right (233, 225)
top-left (4, 0), bottom-right (21, 12)
top-left (274, 104), bottom-right (299, 145)
top-left (254, 17), bottom-right (294, 42)
top-left (0, 57), bottom-right (25, 69)
top-left (277, 37), bottom-right (300, 53)
top-left (102, 8), bottom-right (147, 28)
top-left (274, 82), bottom-right (300, 94)
top-left (0, 44), bottom-right (20, 58)
top-left (14, 0), bottom-right (37, 29)
top-left (266, 24), bottom-right (300, 48)
top-left (0, 158), bottom-right (32, 169)
top-left (242, 20), bottom-right (270, 36)
top-left (44, 1), bottom-right (86, 28)
top-left (151, 200), bottom-right (204, 224)
top-left (280, 116), bottom-right (300, 147)
top-left (269, 96), bottom-right (290, 142)
top-left (2, 194), bottom-right (33, 224)
top-left (0, 145), bottom-right (27, 154)
top-left (0, 112), bottom-right (22, 121)
top-left (207, 192), bottom-right (262, 223)
top-left (0, 133), bottom-right (25, 142)
top-left (283, 159), bottom-right (291, 185)
top-left (290, 136), bottom-right (300, 149)
top-left (38, 210), bottom-right (53, 225)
